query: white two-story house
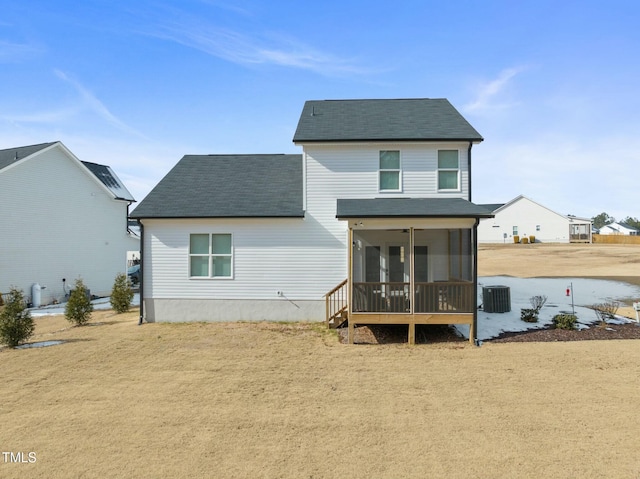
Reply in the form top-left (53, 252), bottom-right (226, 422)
top-left (0, 141), bottom-right (138, 305)
top-left (131, 99), bottom-right (492, 344)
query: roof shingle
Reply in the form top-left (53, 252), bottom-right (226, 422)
top-left (336, 198), bottom-right (494, 218)
top-left (293, 99), bottom-right (483, 143)
top-left (130, 154), bottom-right (303, 218)
top-left (0, 142), bottom-right (57, 171)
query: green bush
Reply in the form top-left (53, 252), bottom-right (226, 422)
top-left (553, 313), bottom-right (577, 330)
top-left (110, 273), bottom-right (134, 313)
top-left (65, 278), bottom-right (93, 326)
top-left (0, 287), bottom-right (34, 347)
top-left (520, 308), bottom-right (538, 322)
top-left (520, 295), bottom-right (547, 323)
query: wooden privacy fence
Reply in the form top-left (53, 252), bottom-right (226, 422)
top-left (593, 234), bottom-right (640, 245)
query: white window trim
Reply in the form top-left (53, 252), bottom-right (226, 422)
top-left (189, 233), bottom-right (234, 279)
top-left (378, 150), bottom-right (402, 193)
top-left (437, 149), bottom-right (461, 192)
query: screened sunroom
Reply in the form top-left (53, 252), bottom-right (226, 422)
top-left (331, 198), bottom-right (493, 344)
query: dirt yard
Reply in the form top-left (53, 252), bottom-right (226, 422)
top-left (479, 243), bottom-right (640, 281)
top-left (1, 244), bottom-right (639, 478)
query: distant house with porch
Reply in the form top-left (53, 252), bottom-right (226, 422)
top-left (477, 195), bottom-right (592, 243)
top-left (130, 99), bottom-right (492, 344)
top-left (598, 222), bottom-right (640, 235)
top-left (0, 141), bottom-right (138, 305)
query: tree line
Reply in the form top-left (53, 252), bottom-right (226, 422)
top-left (591, 212), bottom-right (640, 230)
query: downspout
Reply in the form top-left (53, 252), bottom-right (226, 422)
top-left (126, 201), bottom-right (135, 234)
top-left (467, 141), bottom-right (473, 202)
top-left (137, 219), bottom-right (144, 325)
top-left (473, 218), bottom-right (479, 346)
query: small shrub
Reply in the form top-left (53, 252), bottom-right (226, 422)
top-left (65, 278), bottom-right (93, 326)
top-left (530, 295), bottom-right (547, 311)
top-left (520, 295), bottom-right (547, 323)
top-left (592, 300), bottom-right (619, 326)
top-left (110, 273), bottom-right (134, 314)
top-left (553, 313), bottom-right (577, 330)
top-left (0, 287), bottom-right (34, 347)
top-left (521, 308), bottom-right (538, 323)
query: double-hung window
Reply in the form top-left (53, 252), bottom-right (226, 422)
top-left (189, 233), bottom-right (233, 278)
top-left (437, 150), bottom-right (459, 191)
top-left (379, 150), bottom-right (401, 192)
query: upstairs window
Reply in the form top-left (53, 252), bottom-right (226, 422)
top-left (189, 233), bottom-right (233, 278)
top-left (438, 150), bottom-right (459, 191)
top-left (379, 150), bottom-right (401, 191)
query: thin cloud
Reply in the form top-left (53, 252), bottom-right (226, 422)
top-left (0, 39), bottom-right (42, 61)
top-left (0, 107), bottom-right (79, 124)
top-left (197, 0), bottom-right (255, 17)
top-left (54, 69), bottom-right (147, 139)
top-left (465, 67), bottom-right (527, 112)
top-left (147, 18), bottom-right (370, 77)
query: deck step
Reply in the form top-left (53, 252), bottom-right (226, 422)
top-left (330, 310), bottom-right (348, 329)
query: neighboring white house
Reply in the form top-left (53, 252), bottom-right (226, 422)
top-left (130, 99), bottom-right (493, 344)
top-left (598, 222), bottom-right (639, 235)
top-left (477, 195), bottom-right (592, 244)
top-left (0, 141), bottom-right (139, 305)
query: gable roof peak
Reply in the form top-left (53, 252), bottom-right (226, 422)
top-left (0, 141), bottom-right (60, 170)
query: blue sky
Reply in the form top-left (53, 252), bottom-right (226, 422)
top-left (2, 0), bottom-right (639, 220)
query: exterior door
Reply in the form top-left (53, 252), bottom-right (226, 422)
top-left (388, 245), bottom-right (409, 282)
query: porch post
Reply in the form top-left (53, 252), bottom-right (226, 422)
top-left (348, 226), bottom-right (354, 344)
top-left (409, 227), bottom-right (414, 314)
top-left (408, 227), bottom-right (415, 344)
top-left (471, 219), bottom-right (479, 345)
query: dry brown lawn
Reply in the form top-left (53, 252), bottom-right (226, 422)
top-left (1, 244), bottom-right (640, 478)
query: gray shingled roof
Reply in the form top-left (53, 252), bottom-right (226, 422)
top-left (82, 161), bottom-right (136, 202)
top-left (336, 198), bottom-right (494, 218)
top-left (0, 142), bottom-right (56, 170)
top-left (0, 141), bottom-right (135, 202)
top-left (617, 222), bottom-right (640, 232)
top-left (130, 154), bottom-right (304, 218)
top-left (293, 99), bottom-right (483, 143)
top-left (478, 203), bottom-right (505, 213)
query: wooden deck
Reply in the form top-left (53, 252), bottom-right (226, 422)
top-left (326, 279), bottom-right (476, 344)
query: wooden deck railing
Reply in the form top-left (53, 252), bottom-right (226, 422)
top-left (352, 281), bottom-right (474, 313)
top-left (325, 279), bottom-right (348, 328)
top-left (415, 282), bottom-right (474, 313)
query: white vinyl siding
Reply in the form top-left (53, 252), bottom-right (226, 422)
top-left (143, 218), bottom-right (346, 300)
top-left (304, 143), bottom-right (470, 200)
